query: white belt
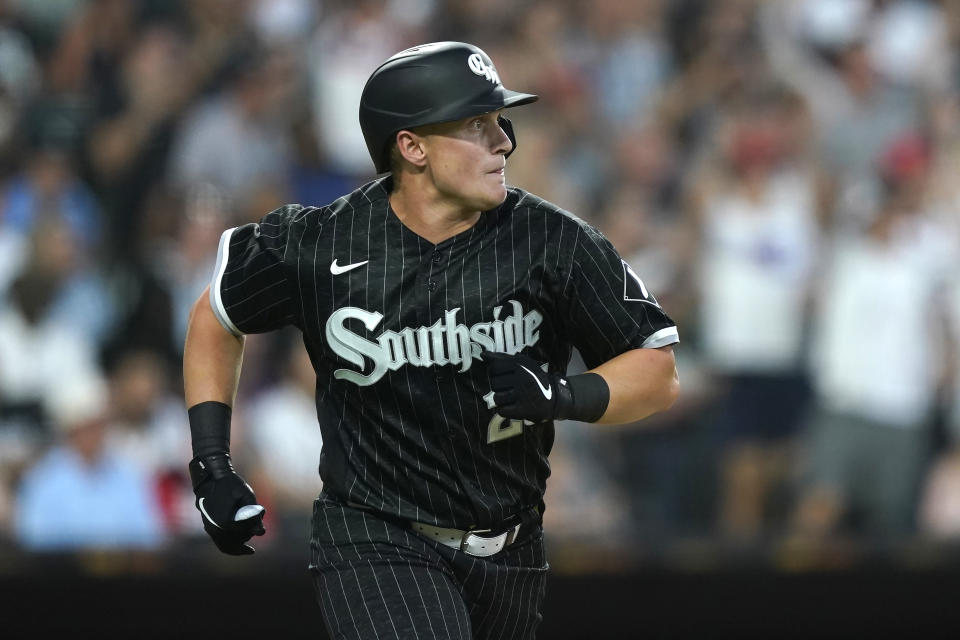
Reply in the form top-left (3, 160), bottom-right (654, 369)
top-left (410, 521), bottom-right (522, 557)
top-left (345, 499), bottom-right (524, 558)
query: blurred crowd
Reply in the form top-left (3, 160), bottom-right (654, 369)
top-left (3, 0), bottom-right (960, 566)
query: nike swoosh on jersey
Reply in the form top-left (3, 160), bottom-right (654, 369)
top-left (519, 365), bottom-right (552, 400)
top-left (330, 259), bottom-right (369, 275)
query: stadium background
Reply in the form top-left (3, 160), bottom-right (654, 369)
top-left (3, 0), bottom-right (960, 636)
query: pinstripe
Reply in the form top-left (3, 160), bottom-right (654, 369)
top-left (314, 572), bottom-right (343, 634)
top-left (404, 561), bottom-right (441, 640)
top-left (425, 561), bottom-right (457, 639)
top-left (310, 509), bottom-right (346, 635)
top-left (427, 347), bottom-right (460, 520)
top-left (515, 548), bottom-right (541, 639)
top-left (220, 240), bottom-right (255, 269)
top-left (462, 224), bottom-right (494, 520)
top-left (554, 214), bottom-right (564, 275)
top-left (365, 558), bottom-right (401, 638)
top-left (527, 209), bottom-right (535, 295)
top-left (226, 295), bottom-right (291, 321)
top-left (560, 225), bottom-right (580, 295)
top-left (368, 199), bottom-right (398, 513)
top-left (498, 214), bottom-right (521, 505)
top-left (459, 553), bottom-right (478, 596)
top-left (377, 519), bottom-right (416, 637)
top-left (509, 207), bottom-right (517, 302)
top-left (295, 215), bottom-right (308, 329)
top-left (467, 556), bottom-right (486, 618)
top-left (443, 574), bottom-right (469, 640)
top-left (540, 210), bottom-right (547, 298)
top-left (473, 561), bottom-right (499, 632)
top-left (341, 510), bottom-right (383, 637)
top-left (487, 208), bottom-right (519, 512)
top-left (335, 206), bottom-right (363, 503)
top-left (504, 546), bottom-right (543, 638)
top-left (315, 543), bottom-right (352, 637)
top-left (222, 259), bottom-right (282, 290)
top-left (493, 562), bottom-right (521, 640)
top-left (317, 508), bottom-right (360, 636)
top-left (312, 213), bottom-right (323, 352)
top-left (445, 226), bottom-right (490, 511)
top-left (416, 234), bottom-right (458, 522)
top-left (519, 211), bottom-right (532, 489)
top-left (224, 278), bottom-right (287, 308)
top-left (484, 564), bottom-right (511, 639)
top-left (499, 562), bottom-right (524, 640)
top-left (578, 230), bottom-right (652, 322)
top-left (345, 204), bottom-right (372, 505)
top-left (503, 562), bottom-right (532, 640)
top-left (344, 529), bottom-right (383, 630)
top-left (472, 220), bottom-right (500, 522)
top-left (428, 242), bottom-right (459, 524)
top-left (397, 219), bottom-right (432, 524)
top-left (519, 542), bottom-right (544, 639)
top-left (454, 556), bottom-right (480, 638)
top-left (226, 241), bottom-right (265, 270)
top-left (322, 502), bottom-right (347, 562)
top-left (571, 259), bottom-right (630, 346)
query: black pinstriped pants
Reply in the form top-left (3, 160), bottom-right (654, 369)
top-left (309, 494), bottom-right (548, 640)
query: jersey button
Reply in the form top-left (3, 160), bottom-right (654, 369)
top-left (432, 251), bottom-right (442, 264)
top-left (427, 280), bottom-right (438, 291)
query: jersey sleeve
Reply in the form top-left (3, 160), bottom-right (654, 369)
top-left (209, 204), bottom-right (304, 335)
top-left (559, 222), bottom-right (678, 369)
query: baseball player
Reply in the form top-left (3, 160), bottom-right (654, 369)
top-left (183, 42), bottom-right (679, 639)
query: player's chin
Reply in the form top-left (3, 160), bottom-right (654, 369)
top-left (479, 178), bottom-right (508, 207)
top-left (479, 191), bottom-right (507, 211)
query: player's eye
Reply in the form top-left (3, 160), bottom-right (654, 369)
top-left (471, 119), bottom-right (484, 130)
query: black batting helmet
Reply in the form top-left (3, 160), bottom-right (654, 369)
top-left (359, 41), bottom-right (538, 174)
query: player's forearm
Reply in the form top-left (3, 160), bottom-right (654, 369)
top-left (183, 285), bottom-right (245, 408)
top-left (589, 346), bottom-right (678, 425)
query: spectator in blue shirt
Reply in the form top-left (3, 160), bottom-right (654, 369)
top-left (14, 374), bottom-right (164, 550)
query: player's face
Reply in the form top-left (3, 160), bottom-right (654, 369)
top-left (421, 111), bottom-right (514, 212)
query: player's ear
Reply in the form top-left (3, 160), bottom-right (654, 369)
top-left (395, 130), bottom-right (428, 169)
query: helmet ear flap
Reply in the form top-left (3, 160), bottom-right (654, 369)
top-left (499, 115), bottom-right (517, 158)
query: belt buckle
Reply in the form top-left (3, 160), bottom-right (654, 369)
top-left (504, 522), bottom-right (521, 546)
top-left (460, 528), bottom-right (491, 552)
top-left (459, 523), bottom-right (522, 555)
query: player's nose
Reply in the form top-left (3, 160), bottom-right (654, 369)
top-left (492, 119), bottom-right (513, 156)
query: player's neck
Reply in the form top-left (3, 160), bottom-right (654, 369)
top-left (389, 176), bottom-right (482, 245)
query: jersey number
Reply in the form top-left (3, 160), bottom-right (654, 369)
top-left (487, 414), bottom-right (525, 443)
top-left (483, 390), bottom-right (525, 443)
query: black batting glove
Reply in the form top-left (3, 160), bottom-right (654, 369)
top-left (483, 352), bottom-right (575, 423)
top-left (189, 452), bottom-right (266, 555)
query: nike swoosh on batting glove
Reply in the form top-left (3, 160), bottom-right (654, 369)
top-left (483, 352), bottom-right (574, 422)
top-left (189, 453), bottom-right (266, 555)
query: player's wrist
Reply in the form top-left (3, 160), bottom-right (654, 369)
top-left (555, 372), bottom-right (609, 423)
top-left (189, 451), bottom-right (238, 486)
top-left (188, 400), bottom-right (232, 458)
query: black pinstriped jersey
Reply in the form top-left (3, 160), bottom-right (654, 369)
top-left (209, 176), bottom-right (678, 529)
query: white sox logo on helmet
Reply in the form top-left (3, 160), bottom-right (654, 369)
top-left (467, 53), bottom-right (501, 85)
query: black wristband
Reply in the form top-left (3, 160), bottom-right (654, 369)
top-left (188, 401), bottom-right (232, 458)
top-left (564, 373), bottom-right (610, 423)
